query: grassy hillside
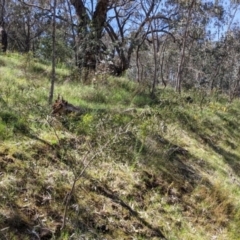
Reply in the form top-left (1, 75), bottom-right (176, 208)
top-left (0, 53), bottom-right (240, 240)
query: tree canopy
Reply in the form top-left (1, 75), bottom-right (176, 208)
top-left (1, 0), bottom-right (240, 97)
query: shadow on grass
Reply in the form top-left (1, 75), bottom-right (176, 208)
top-left (82, 131), bottom-right (235, 238)
top-left (199, 134), bottom-right (240, 175)
top-left (176, 110), bottom-right (240, 177)
top-left (89, 178), bottom-right (167, 239)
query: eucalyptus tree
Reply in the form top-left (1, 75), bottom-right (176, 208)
top-left (124, 0), bottom-right (227, 95)
top-left (69, 0), bottom-right (109, 72)
top-left (3, 0), bottom-right (50, 52)
top-left (227, 29), bottom-right (240, 100)
top-left (159, 0), bottom-right (225, 93)
top-left (210, 29), bottom-right (240, 100)
top-left (0, 0), bottom-right (71, 59)
top-left (0, 0), bottom-right (10, 52)
top-left (12, 0), bottom-right (70, 103)
top-left (0, 0), bottom-right (8, 52)
top-left (69, 0), bottom-right (175, 80)
top-left (49, 0), bottom-right (56, 105)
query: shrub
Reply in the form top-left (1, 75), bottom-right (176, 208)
top-left (76, 113), bottom-right (95, 135)
top-left (0, 111), bottom-right (18, 124)
top-left (0, 120), bottom-right (10, 140)
top-left (0, 111), bottom-right (29, 135)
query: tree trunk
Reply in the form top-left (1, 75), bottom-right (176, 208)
top-left (49, 0), bottom-right (57, 105)
top-left (0, 28), bottom-right (7, 52)
top-left (70, 0), bottom-right (109, 71)
top-left (176, 0), bottom-right (195, 93)
top-left (67, 0), bottom-right (78, 66)
top-left (150, 20), bottom-right (158, 97)
top-left (0, 0), bottom-right (7, 52)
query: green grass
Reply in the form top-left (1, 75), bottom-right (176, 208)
top-left (0, 52), bottom-right (240, 239)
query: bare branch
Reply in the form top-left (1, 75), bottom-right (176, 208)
top-left (18, 0), bottom-right (50, 11)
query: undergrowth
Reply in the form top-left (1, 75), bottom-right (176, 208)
top-left (0, 53), bottom-right (240, 240)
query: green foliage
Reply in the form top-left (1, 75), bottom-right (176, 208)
top-left (84, 90), bottom-right (108, 103)
top-left (1, 53), bottom-right (240, 240)
top-left (35, 30), bottom-right (73, 62)
top-left (0, 57), bottom-right (7, 66)
top-left (0, 111), bottom-right (29, 138)
top-left (57, 232), bottom-right (70, 240)
top-left (0, 120), bottom-right (9, 140)
top-left (30, 62), bottom-right (47, 74)
top-left (131, 90), bottom-right (161, 107)
top-left (76, 113), bottom-right (95, 135)
top-left (111, 113), bottom-right (132, 126)
top-left (13, 118), bottom-right (29, 134)
top-left (0, 110), bottom-right (18, 124)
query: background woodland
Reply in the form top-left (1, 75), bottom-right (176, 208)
top-left (1, 0), bottom-right (240, 98)
top-left (1, 1), bottom-right (240, 240)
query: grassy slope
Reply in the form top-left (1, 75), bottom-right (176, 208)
top-left (0, 53), bottom-right (240, 240)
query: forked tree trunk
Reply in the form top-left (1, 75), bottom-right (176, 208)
top-left (70, 0), bottom-right (109, 71)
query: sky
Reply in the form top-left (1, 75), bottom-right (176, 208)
top-left (220, 0), bottom-right (240, 32)
top-left (201, 0), bottom-right (240, 40)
